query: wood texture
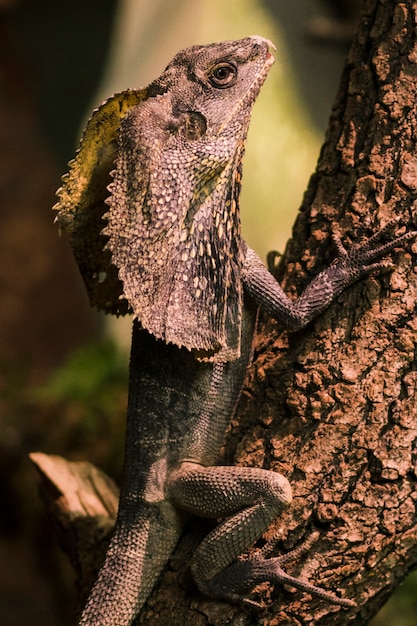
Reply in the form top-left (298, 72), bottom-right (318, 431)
top-left (228, 0), bottom-right (417, 623)
top-left (29, 452), bottom-right (118, 609)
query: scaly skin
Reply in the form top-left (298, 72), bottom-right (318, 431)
top-left (54, 36), bottom-right (416, 625)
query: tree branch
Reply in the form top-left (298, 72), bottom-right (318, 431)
top-left (29, 452), bottom-right (118, 609)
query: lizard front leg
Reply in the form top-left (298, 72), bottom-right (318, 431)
top-left (243, 221), bottom-right (416, 328)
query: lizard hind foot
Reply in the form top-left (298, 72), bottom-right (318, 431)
top-left (198, 540), bottom-right (357, 611)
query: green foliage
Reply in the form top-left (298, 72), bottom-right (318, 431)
top-left (31, 340), bottom-right (129, 478)
top-left (37, 339), bottom-right (128, 403)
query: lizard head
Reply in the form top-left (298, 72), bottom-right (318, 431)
top-left (150, 35), bottom-right (275, 144)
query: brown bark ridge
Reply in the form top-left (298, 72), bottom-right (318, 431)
top-left (33, 0), bottom-right (417, 624)
top-left (29, 452), bottom-right (118, 610)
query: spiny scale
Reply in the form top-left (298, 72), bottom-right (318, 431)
top-left (53, 89), bottom-right (147, 314)
top-left (103, 100), bottom-right (245, 361)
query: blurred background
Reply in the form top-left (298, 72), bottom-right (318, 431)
top-left (1, 0), bottom-right (415, 623)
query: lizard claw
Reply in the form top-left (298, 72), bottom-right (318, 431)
top-left (200, 531), bottom-right (356, 610)
top-left (267, 249), bottom-right (281, 274)
top-left (330, 220), bottom-right (416, 282)
top-left (252, 531), bottom-right (356, 609)
top-left (261, 555), bottom-right (357, 609)
top-left (330, 231), bottom-right (349, 260)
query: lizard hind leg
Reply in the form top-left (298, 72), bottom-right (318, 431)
top-left (168, 462), bottom-right (292, 602)
top-left (168, 463), bottom-right (355, 608)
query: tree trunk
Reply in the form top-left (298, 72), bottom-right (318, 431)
top-left (146, 0), bottom-right (417, 623)
top-left (33, 1), bottom-right (417, 624)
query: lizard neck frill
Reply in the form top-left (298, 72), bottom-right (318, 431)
top-left (105, 101), bottom-right (246, 362)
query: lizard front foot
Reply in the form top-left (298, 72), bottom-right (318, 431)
top-left (329, 218), bottom-right (417, 281)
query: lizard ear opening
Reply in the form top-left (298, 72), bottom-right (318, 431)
top-left (178, 111), bottom-right (207, 141)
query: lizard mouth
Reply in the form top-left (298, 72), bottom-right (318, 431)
top-left (246, 35), bottom-right (275, 93)
top-left (209, 36), bottom-right (275, 139)
top-left (250, 35), bottom-right (276, 65)
top-left (233, 37), bottom-right (275, 121)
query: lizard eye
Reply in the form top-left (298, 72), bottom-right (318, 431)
top-left (208, 62), bottom-right (237, 88)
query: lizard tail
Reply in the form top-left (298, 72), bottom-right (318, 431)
top-left (78, 501), bottom-right (183, 625)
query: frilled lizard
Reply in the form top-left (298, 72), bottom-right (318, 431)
top-left (54, 36), bottom-right (415, 625)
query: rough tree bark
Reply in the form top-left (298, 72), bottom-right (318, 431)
top-left (33, 0), bottom-right (417, 624)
